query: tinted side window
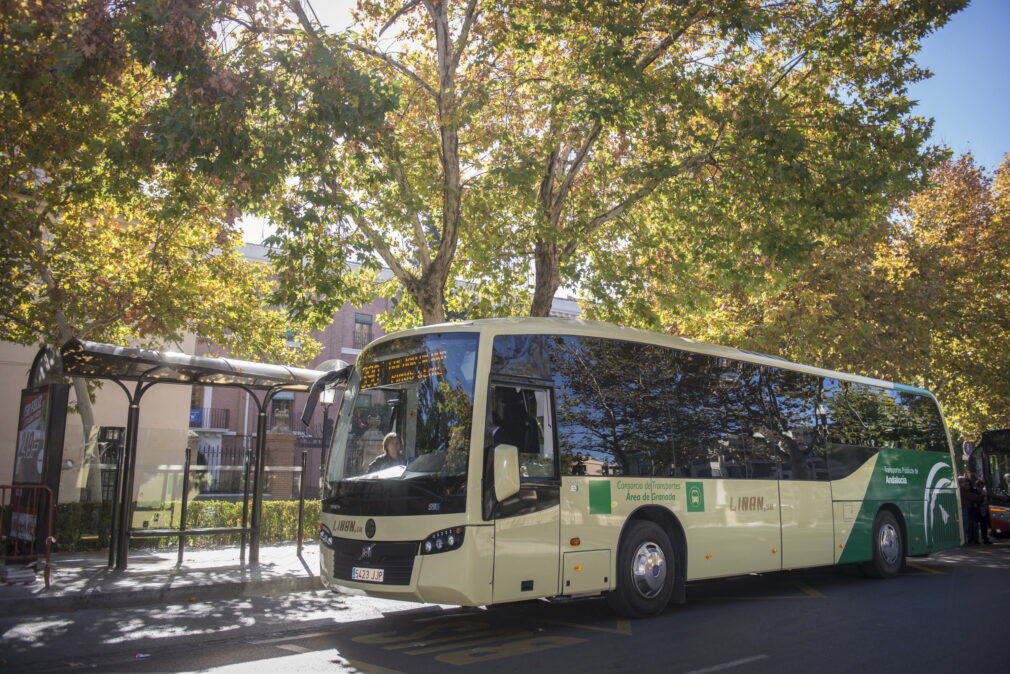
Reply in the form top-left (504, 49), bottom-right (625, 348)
top-left (766, 369), bottom-right (828, 481)
top-left (822, 379), bottom-right (949, 479)
top-left (666, 355), bottom-right (776, 480)
top-left (546, 336), bottom-right (777, 479)
top-left (826, 381), bottom-right (946, 452)
top-left (549, 336), bottom-right (673, 477)
top-left (896, 392), bottom-right (948, 453)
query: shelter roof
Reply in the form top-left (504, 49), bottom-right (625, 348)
top-left (60, 339), bottom-right (324, 391)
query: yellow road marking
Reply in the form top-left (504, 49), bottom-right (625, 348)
top-left (435, 635), bottom-right (587, 665)
top-left (543, 617), bottom-right (632, 635)
top-left (694, 582), bottom-right (825, 601)
top-left (384, 628), bottom-right (507, 651)
top-left (793, 582), bottom-right (826, 598)
top-left (906, 562), bottom-right (944, 575)
top-left (404, 630), bottom-right (530, 655)
top-left (276, 644), bottom-right (311, 654)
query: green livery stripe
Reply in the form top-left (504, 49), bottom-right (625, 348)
top-left (838, 449), bottom-right (960, 563)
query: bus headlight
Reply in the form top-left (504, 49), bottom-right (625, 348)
top-left (421, 527), bottom-right (465, 555)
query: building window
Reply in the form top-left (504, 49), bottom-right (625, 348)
top-left (353, 314), bottom-right (373, 349)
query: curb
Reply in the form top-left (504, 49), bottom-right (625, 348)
top-left (2, 575), bottom-right (325, 617)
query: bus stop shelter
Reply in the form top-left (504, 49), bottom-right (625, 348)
top-left (59, 339), bottom-right (327, 570)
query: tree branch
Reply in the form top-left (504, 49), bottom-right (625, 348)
top-left (562, 150), bottom-right (714, 259)
top-left (547, 7), bottom-right (709, 223)
top-left (379, 0), bottom-right (422, 36)
top-left (451, 0), bottom-right (479, 75)
top-left (286, 0), bottom-right (323, 44)
top-left (382, 137), bottom-right (432, 269)
top-left (551, 122), bottom-right (603, 223)
top-left (324, 180), bottom-right (414, 283)
top-left (345, 42), bottom-right (438, 100)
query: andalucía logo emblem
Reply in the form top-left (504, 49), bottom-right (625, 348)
top-left (924, 460), bottom-right (953, 545)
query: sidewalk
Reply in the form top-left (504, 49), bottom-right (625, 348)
top-left (0, 543), bottom-right (323, 617)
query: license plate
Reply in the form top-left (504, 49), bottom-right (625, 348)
top-left (351, 566), bottom-right (384, 583)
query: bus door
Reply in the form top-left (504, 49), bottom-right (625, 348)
top-left (974, 430), bottom-right (1010, 535)
top-left (487, 384), bottom-right (560, 603)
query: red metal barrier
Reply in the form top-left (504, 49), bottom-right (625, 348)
top-left (0, 485), bottom-right (55, 588)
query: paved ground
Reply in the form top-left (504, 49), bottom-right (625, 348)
top-left (0, 543), bottom-right (321, 617)
top-left (2, 540), bottom-right (1007, 673)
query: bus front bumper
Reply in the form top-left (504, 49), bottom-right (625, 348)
top-left (320, 524), bottom-right (494, 606)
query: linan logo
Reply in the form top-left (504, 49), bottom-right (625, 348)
top-left (729, 496), bottom-right (773, 511)
top-left (336, 520), bottom-right (362, 534)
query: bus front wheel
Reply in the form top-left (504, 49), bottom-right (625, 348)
top-left (607, 520), bottom-right (676, 618)
top-left (863, 509), bottom-right (904, 579)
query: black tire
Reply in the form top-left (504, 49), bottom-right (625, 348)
top-left (607, 520), bottom-right (676, 618)
top-left (862, 509), bottom-right (904, 579)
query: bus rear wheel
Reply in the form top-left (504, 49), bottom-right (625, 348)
top-left (863, 509), bottom-right (904, 579)
top-left (607, 520), bottom-right (676, 618)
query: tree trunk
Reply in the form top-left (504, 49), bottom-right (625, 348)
top-left (530, 237), bottom-right (562, 317)
top-left (407, 277), bottom-right (447, 325)
top-left (57, 315), bottom-right (103, 501)
top-left (73, 377), bottom-right (104, 503)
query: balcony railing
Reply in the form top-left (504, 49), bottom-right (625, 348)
top-left (189, 407), bottom-right (230, 429)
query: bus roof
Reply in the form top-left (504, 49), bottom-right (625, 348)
top-left (374, 317), bottom-right (932, 397)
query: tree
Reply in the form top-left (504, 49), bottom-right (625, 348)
top-left (634, 154), bottom-right (1010, 438)
top-left (265, 0), bottom-right (964, 327)
top-left (516, 0), bottom-right (969, 317)
top-left (2, 1), bottom-right (387, 498)
top-left (2, 0), bottom-right (390, 353)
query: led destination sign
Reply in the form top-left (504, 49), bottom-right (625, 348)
top-left (360, 350), bottom-right (448, 389)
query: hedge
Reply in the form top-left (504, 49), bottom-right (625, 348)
top-left (52, 500), bottom-right (319, 552)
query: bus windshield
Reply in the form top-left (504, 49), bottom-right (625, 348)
top-left (322, 332), bottom-right (478, 516)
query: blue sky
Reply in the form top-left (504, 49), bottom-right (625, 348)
top-left (909, 0), bottom-right (1009, 171)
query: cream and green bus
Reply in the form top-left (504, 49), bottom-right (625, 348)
top-left (313, 318), bottom-right (962, 617)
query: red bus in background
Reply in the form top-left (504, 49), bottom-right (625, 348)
top-left (969, 429), bottom-right (1010, 536)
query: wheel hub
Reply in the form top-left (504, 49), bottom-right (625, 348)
top-left (631, 541), bottom-right (667, 599)
top-left (879, 522), bottom-right (900, 566)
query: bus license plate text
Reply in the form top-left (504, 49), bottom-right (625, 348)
top-left (352, 567), bottom-right (384, 582)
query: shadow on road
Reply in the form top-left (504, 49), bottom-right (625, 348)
top-left (4, 542), bottom-right (1007, 673)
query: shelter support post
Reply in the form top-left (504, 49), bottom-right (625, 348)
top-left (177, 446), bottom-right (192, 567)
top-left (115, 398), bottom-right (141, 570)
top-left (249, 400), bottom-right (268, 564)
top-left (108, 437), bottom-right (125, 568)
top-left (297, 450), bottom-right (307, 557)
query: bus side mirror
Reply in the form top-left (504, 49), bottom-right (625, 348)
top-left (300, 364), bottom-right (351, 427)
top-left (494, 444), bottom-right (521, 502)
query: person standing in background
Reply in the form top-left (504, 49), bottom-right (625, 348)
top-left (976, 479), bottom-right (993, 544)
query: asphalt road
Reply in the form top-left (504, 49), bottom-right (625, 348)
top-left (3, 542), bottom-right (1006, 674)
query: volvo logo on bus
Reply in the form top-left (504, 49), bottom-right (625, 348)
top-left (365, 518), bottom-right (376, 539)
top-left (358, 543), bottom-right (376, 561)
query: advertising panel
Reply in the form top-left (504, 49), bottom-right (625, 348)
top-left (9, 384), bottom-right (69, 554)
